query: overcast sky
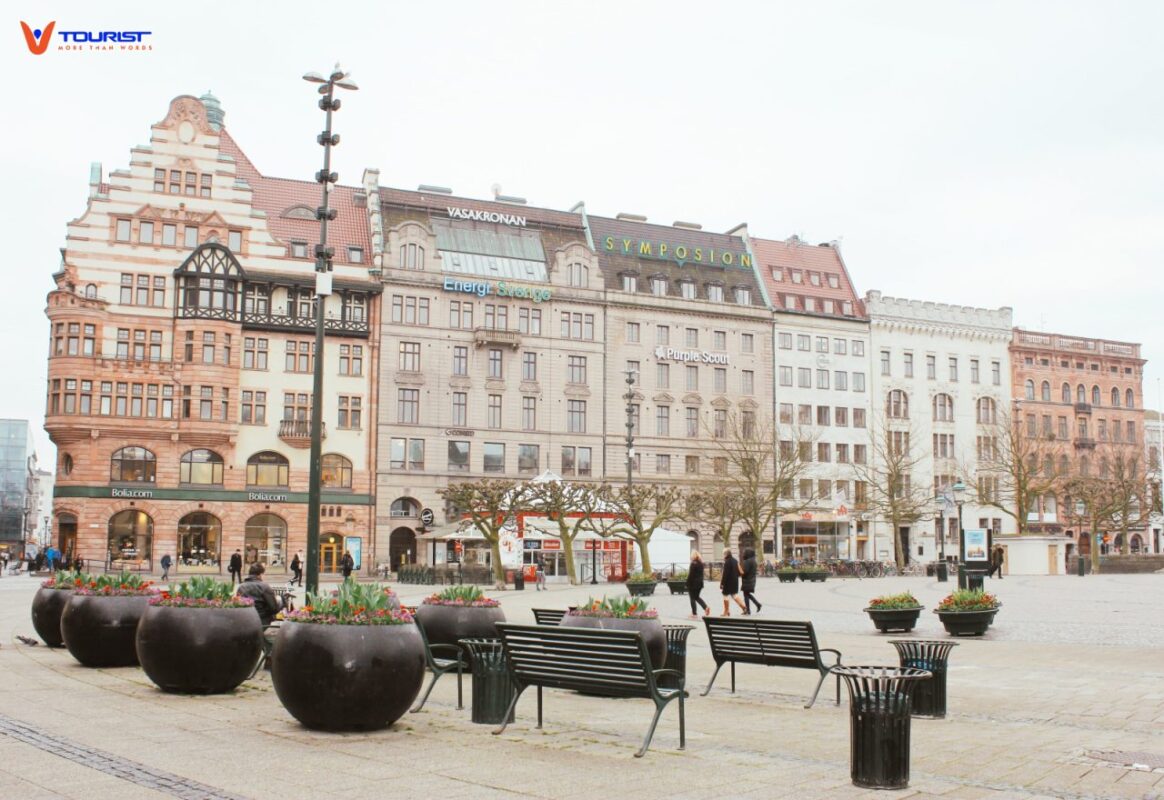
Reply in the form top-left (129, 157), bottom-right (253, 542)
top-left (5, 0), bottom-right (1162, 464)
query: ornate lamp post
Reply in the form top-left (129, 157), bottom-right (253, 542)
top-left (302, 65), bottom-right (357, 595)
top-left (952, 480), bottom-right (967, 589)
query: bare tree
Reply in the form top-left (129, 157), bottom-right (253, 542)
top-left (852, 413), bottom-right (931, 569)
top-left (589, 483), bottom-right (686, 574)
top-left (522, 479), bottom-right (610, 584)
top-left (438, 479), bottom-right (528, 584)
top-left (1084, 443), bottom-right (1154, 555)
top-left (971, 410), bottom-right (1066, 533)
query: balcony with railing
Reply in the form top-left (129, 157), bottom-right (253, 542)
top-left (278, 419), bottom-right (326, 448)
top-left (242, 311), bottom-right (370, 338)
top-left (1074, 437), bottom-right (1096, 450)
top-left (1074, 403), bottom-right (1092, 415)
top-left (474, 327), bottom-right (521, 349)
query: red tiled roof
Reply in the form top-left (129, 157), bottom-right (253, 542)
top-left (751, 236), bottom-right (867, 319)
top-left (218, 129), bottom-right (370, 263)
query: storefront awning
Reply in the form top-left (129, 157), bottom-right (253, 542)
top-left (415, 522), bottom-right (484, 541)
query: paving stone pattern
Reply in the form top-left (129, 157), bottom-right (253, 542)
top-left (1, 572), bottom-right (1162, 799)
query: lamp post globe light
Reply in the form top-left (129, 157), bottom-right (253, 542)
top-left (302, 66), bottom-right (357, 596)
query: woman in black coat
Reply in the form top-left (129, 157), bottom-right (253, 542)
top-left (740, 548), bottom-right (762, 615)
top-left (686, 552), bottom-right (710, 618)
top-left (719, 549), bottom-right (746, 616)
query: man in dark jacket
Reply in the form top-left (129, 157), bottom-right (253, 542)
top-left (740, 548), bottom-right (762, 615)
top-left (237, 563), bottom-right (282, 626)
top-left (228, 550), bottom-right (243, 585)
top-left (341, 550), bottom-right (354, 579)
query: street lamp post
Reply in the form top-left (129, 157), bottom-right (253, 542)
top-left (624, 368), bottom-right (637, 491)
top-left (934, 496), bottom-right (948, 582)
top-left (952, 480), bottom-right (967, 589)
top-left (302, 65), bottom-right (357, 596)
top-left (1073, 499), bottom-right (1088, 576)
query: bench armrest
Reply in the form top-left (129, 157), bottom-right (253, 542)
top-left (651, 668), bottom-right (685, 689)
top-left (428, 643), bottom-right (466, 662)
top-left (818, 648), bottom-right (843, 668)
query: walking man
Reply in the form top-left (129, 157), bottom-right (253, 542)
top-left (228, 549), bottom-right (243, 586)
top-left (160, 553), bottom-right (172, 581)
top-left (341, 550), bottom-right (354, 579)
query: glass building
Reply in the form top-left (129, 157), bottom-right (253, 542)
top-left (0, 420), bottom-right (35, 559)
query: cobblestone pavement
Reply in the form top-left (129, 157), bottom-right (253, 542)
top-left (1, 572), bottom-right (1162, 799)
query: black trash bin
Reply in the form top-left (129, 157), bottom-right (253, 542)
top-left (458, 638), bottom-right (515, 725)
top-left (890, 640), bottom-right (958, 718)
top-left (658, 625), bottom-right (694, 692)
top-left (834, 666), bottom-right (931, 790)
top-left (513, 570), bottom-right (525, 591)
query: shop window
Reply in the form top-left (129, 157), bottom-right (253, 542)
top-left (321, 453), bottom-right (354, 488)
top-left (178, 512), bottom-right (221, 567)
top-left (245, 513), bottom-right (287, 566)
top-left (108, 510), bottom-right (153, 564)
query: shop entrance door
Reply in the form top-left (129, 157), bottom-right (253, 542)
top-left (320, 538), bottom-right (341, 573)
top-left (58, 514), bottom-right (77, 563)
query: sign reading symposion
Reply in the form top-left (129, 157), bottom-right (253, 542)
top-left (603, 236), bottom-right (752, 269)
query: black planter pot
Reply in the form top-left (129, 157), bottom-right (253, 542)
top-left (136, 605), bottom-right (263, 694)
top-left (61, 594), bottom-right (152, 667)
top-left (415, 603), bottom-right (506, 651)
top-left (31, 587), bottom-right (73, 647)
top-left (777, 572), bottom-right (799, 583)
top-left (934, 607), bottom-right (999, 636)
top-left (627, 582), bottom-right (658, 597)
top-left (801, 572), bottom-right (828, 582)
top-left (272, 622), bottom-right (425, 731)
top-left (560, 615), bottom-right (666, 670)
top-left (865, 607), bottom-right (923, 633)
top-left (666, 580), bottom-right (688, 595)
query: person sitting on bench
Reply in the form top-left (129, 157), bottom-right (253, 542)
top-left (236, 563), bottom-right (283, 626)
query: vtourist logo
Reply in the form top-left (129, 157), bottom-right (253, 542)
top-left (20, 20), bottom-right (153, 54)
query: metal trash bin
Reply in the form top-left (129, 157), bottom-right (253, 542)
top-left (513, 569), bottom-right (524, 590)
top-left (834, 666), bottom-right (931, 790)
top-left (658, 625), bottom-right (694, 692)
top-left (458, 638), bottom-right (514, 725)
top-left (890, 640), bottom-right (958, 718)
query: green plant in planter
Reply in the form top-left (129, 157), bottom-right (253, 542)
top-left (40, 570), bottom-right (90, 590)
top-left (937, 589), bottom-right (1000, 611)
top-left (290, 582), bottom-right (412, 625)
top-left (422, 584), bottom-right (501, 608)
top-left (800, 564), bottom-right (828, 573)
top-left (567, 596), bottom-right (658, 619)
top-left (626, 571), bottom-right (657, 584)
top-left (668, 571), bottom-right (688, 580)
top-left (867, 591), bottom-right (921, 610)
top-left (153, 576), bottom-right (252, 608)
top-left (74, 571), bottom-right (159, 596)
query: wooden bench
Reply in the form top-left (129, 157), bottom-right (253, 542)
top-left (494, 623), bottom-right (685, 758)
top-left (701, 618), bottom-right (843, 708)
top-left (531, 608), bottom-right (566, 626)
top-left (410, 620), bottom-right (466, 713)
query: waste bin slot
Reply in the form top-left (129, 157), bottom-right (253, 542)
top-left (835, 666), bottom-right (931, 790)
top-left (459, 638), bottom-right (514, 725)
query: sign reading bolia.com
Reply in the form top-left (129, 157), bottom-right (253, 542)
top-left (653, 346), bottom-right (731, 365)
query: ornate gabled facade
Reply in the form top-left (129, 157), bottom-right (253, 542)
top-left (46, 94), bottom-right (379, 574)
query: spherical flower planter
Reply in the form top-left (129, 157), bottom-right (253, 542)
top-left (136, 600), bottom-right (263, 694)
top-left (62, 593), bottom-right (154, 667)
top-left (272, 619), bottom-right (425, 731)
top-left (415, 589), bottom-right (504, 665)
top-left (865, 607), bottom-right (924, 633)
top-left (31, 575), bottom-right (80, 647)
top-left (563, 598), bottom-right (666, 670)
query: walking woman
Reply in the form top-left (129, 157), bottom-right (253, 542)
top-left (290, 551), bottom-right (303, 587)
top-left (686, 552), bottom-right (710, 619)
top-left (719, 548), bottom-right (746, 616)
top-left (740, 548), bottom-right (762, 615)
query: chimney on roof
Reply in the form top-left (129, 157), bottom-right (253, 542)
top-left (491, 183), bottom-right (527, 205)
top-left (672, 221), bottom-right (702, 230)
top-left (616, 212), bottom-right (647, 222)
top-left (418, 184), bottom-right (453, 194)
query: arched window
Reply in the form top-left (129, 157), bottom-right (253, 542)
top-left (687, 530), bottom-right (700, 555)
top-left (1077, 384), bottom-right (1086, 404)
top-left (1024, 379), bottom-right (1035, 400)
top-left (180, 449), bottom-right (223, 485)
top-left (390, 497), bottom-right (420, 518)
top-left (245, 513), bottom-right (287, 566)
top-left (976, 397), bottom-right (997, 425)
top-left (1091, 386), bottom-right (1101, 406)
top-left (175, 243), bottom-right (243, 321)
top-left (110, 446), bottom-right (155, 482)
top-left (1040, 381), bottom-right (1051, 401)
top-left (1061, 383), bottom-right (1071, 404)
top-left (932, 393), bottom-right (954, 422)
top-left (84, 284), bottom-right (97, 299)
top-left (246, 451), bottom-right (289, 487)
top-left (321, 454), bottom-right (353, 489)
top-left (108, 509), bottom-right (152, 563)
top-left (1126, 388), bottom-right (1134, 409)
top-left (177, 511), bottom-right (221, 566)
top-left (1111, 387), bottom-right (1120, 407)
top-left (886, 390), bottom-right (909, 419)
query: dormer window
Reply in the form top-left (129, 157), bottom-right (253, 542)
top-left (734, 287), bottom-right (752, 305)
top-left (291, 241), bottom-right (308, 258)
top-left (822, 300), bottom-right (835, 314)
top-left (679, 281), bottom-right (696, 300)
top-left (651, 277), bottom-right (668, 296)
top-left (770, 267), bottom-right (783, 281)
top-left (809, 272), bottom-right (821, 286)
top-left (784, 295), bottom-right (797, 310)
top-left (827, 274), bottom-right (840, 288)
top-left (790, 270), bottom-right (803, 284)
top-left (348, 246), bottom-right (364, 264)
top-left (622, 274), bottom-right (637, 292)
top-left (567, 263), bottom-right (588, 288)
top-left (842, 301), bottom-right (853, 315)
top-left (804, 297), bottom-right (816, 312)
top-left (706, 284), bottom-right (724, 303)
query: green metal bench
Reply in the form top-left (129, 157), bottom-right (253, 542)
top-left (494, 623), bottom-right (685, 758)
top-left (531, 608), bottom-right (566, 625)
top-left (410, 619), bottom-right (466, 713)
top-left (701, 617), bottom-right (843, 708)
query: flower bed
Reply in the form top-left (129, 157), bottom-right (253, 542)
top-left (290, 583), bottom-right (412, 625)
top-left (421, 585), bottom-right (500, 608)
top-left (865, 592), bottom-right (924, 633)
top-left (563, 596), bottom-right (664, 668)
top-left (566, 596), bottom-right (658, 619)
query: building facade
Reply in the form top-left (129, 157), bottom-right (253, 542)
top-left (1010, 329), bottom-right (1148, 555)
top-left (1147, 413), bottom-right (1162, 553)
top-left (0, 420), bottom-right (38, 560)
top-left (865, 292), bottom-right (1015, 562)
top-left (750, 236), bottom-right (873, 561)
top-left (46, 95), bottom-right (379, 574)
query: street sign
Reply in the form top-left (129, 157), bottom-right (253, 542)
top-left (420, 508), bottom-right (435, 526)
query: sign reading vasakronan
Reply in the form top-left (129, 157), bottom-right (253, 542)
top-left (654, 346), bottom-right (731, 365)
top-left (447, 207), bottom-right (527, 227)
